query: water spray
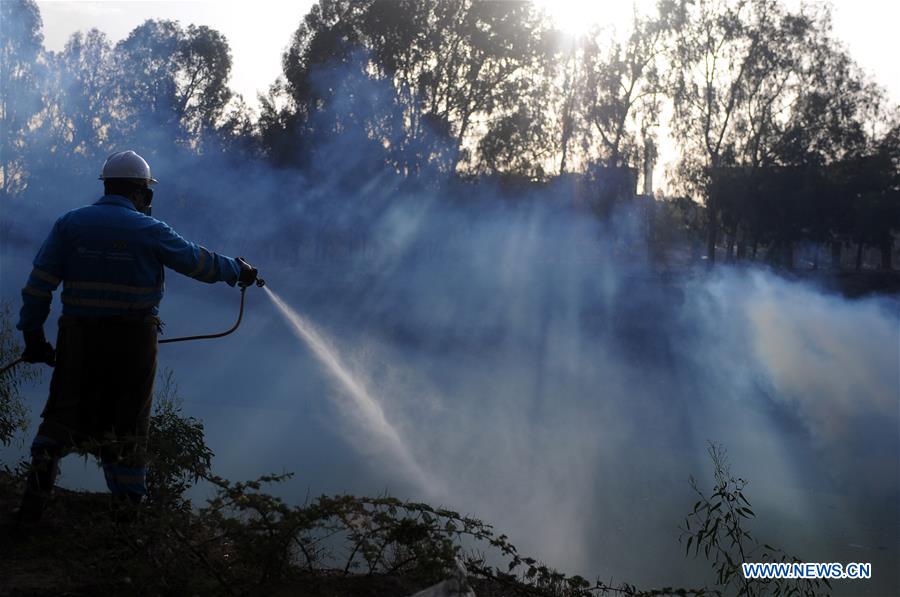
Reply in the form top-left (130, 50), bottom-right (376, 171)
top-left (262, 286), bottom-right (435, 495)
top-left (0, 271), bottom-right (433, 494)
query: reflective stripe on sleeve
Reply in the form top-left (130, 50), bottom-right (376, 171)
top-left (201, 257), bottom-right (219, 282)
top-left (187, 247), bottom-right (209, 278)
top-left (30, 268), bottom-right (61, 287)
top-left (23, 286), bottom-right (52, 299)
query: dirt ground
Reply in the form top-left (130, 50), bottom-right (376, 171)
top-left (0, 472), bottom-right (526, 597)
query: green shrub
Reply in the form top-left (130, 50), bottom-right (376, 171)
top-left (81, 373), bottom-right (828, 597)
top-left (0, 302), bottom-right (39, 448)
top-left (681, 443), bottom-right (830, 597)
top-left (146, 368), bottom-right (214, 508)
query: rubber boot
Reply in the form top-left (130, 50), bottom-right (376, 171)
top-left (110, 492), bottom-right (143, 526)
top-left (16, 453), bottom-right (59, 523)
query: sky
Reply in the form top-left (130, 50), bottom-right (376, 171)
top-left (35, 0), bottom-right (900, 115)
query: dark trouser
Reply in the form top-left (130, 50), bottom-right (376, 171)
top-left (21, 314), bottom-right (158, 517)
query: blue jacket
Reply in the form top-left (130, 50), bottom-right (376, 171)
top-left (18, 194), bottom-right (241, 331)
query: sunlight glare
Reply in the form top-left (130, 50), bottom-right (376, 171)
top-left (532, 0), bottom-right (630, 37)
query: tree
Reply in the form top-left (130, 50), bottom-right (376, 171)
top-left (267, 0), bottom-right (553, 176)
top-left (405, 0), bottom-right (552, 173)
top-left (580, 12), bottom-right (665, 170)
top-left (42, 29), bottom-right (116, 176)
top-left (664, 0), bottom-right (814, 265)
top-left (476, 100), bottom-right (556, 179)
top-left (847, 126), bottom-right (900, 270)
top-left (260, 0), bottom-right (370, 167)
top-left (0, 0), bottom-right (46, 199)
top-left (113, 20), bottom-right (233, 148)
top-left (113, 20), bottom-right (182, 140)
top-left (768, 15), bottom-right (897, 270)
top-left (174, 25), bottom-right (233, 141)
top-left (555, 35), bottom-right (582, 176)
top-left (774, 30), bottom-right (875, 169)
top-left (362, 0), bottom-right (553, 174)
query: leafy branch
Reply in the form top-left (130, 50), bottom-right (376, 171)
top-left (680, 442), bottom-right (830, 597)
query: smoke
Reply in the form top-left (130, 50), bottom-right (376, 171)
top-left (1, 41), bottom-right (898, 595)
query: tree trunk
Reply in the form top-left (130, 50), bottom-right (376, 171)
top-left (559, 118), bottom-right (572, 174)
top-left (706, 197), bottom-right (718, 267)
top-left (831, 241), bottom-right (842, 270)
top-left (855, 242), bottom-right (864, 271)
top-left (725, 230), bottom-right (736, 262)
top-left (881, 239), bottom-right (893, 271)
top-left (558, 54), bottom-right (576, 175)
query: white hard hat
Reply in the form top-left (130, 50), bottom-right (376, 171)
top-left (98, 150), bottom-right (158, 185)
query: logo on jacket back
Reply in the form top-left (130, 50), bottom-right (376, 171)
top-left (75, 243), bottom-right (134, 262)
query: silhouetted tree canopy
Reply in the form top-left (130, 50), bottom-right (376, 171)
top-left (1, 0), bottom-right (897, 269)
top-left (1, 0), bottom-right (45, 197)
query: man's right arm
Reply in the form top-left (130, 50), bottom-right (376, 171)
top-left (17, 219), bottom-right (64, 333)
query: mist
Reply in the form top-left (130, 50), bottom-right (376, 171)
top-left (2, 10), bottom-right (899, 595)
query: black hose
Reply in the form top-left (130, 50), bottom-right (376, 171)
top-left (159, 286), bottom-right (247, 344)
top-left (0, 282), bottom-right (261, 373)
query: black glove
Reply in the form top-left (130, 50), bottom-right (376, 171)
top-left (236, 257), bottom-right (258, 288)
top-left (22, 329), bottom-right (55, 366)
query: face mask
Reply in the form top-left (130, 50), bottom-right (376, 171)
top-left (138, 187), bottom-right (154, 216)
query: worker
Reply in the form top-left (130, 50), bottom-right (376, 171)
top-left (15, 150), bottom-right (257, 522)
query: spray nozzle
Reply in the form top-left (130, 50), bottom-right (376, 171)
top-left (236, 257), bottom-right (264, 289)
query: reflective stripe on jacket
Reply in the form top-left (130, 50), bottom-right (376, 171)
top-left (17, 194), bottom-right (241, 331)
